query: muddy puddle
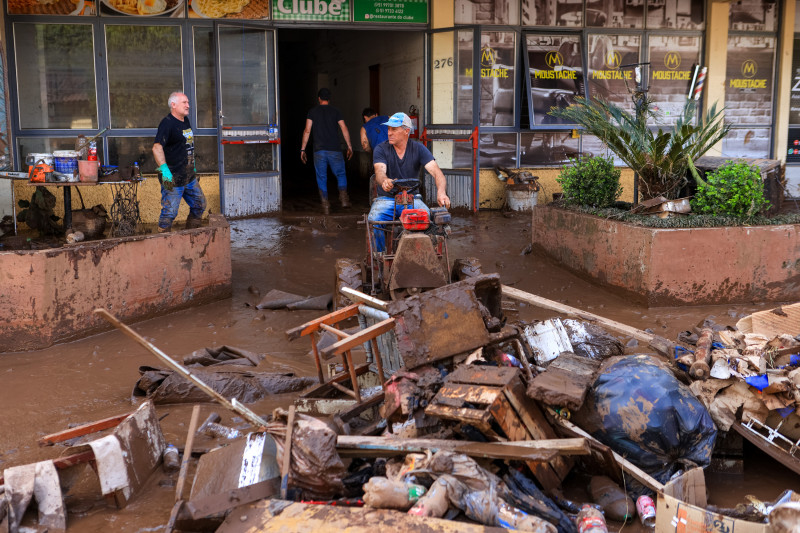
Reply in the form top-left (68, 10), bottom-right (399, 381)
top-left (0, 210), bottom-right (798, 531)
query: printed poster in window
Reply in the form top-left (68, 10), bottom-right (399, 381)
top-left (526, 34), bottom-right (584, 125)
top-left (8, 0), bottom-right (95, 15)
top-left (354, 0), bottom-right (427, 23)
top-left (520, 132), bottom-right (579, 166)
top-left (646, 0), bottom-right (704, 30)
top-left (99, 0), bottom-right (185, 16)
top-left (478, 31), bottom-right (516, 127)
top-left (586, 0), bottom-right (643, 29)
top-left (725, 35), bottom-right (775, 127)
top-left (790, 35), bottom-right (800, 126)
top-left (455, 0), bottom-right (519, 25)
top-left (522, 0), bottom-right (582, 27)
top-left (586, 34), bottom-right (640, 113)
top-left (729, 0), bottom-right (777, 32)
top-left (648, 35), bottom-right (700, 124)
top-left (187, 0), bottom-right (267, 19)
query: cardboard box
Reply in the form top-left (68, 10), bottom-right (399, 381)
top-left (656, 468), bottom-right (768, 533)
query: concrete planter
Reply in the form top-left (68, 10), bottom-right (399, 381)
top-left (532, 206), bottom-right (800, 306)
top-left (0, 214), bottom-right (232, 352)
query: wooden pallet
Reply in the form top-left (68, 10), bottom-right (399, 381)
top-left (425, 365), bottom-right (572, 490)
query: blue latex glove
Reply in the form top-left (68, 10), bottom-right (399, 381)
top-left (159, 163), bottom-right (174, 190)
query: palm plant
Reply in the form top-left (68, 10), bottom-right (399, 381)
top-left (549, 94), bottom-right (730, 200)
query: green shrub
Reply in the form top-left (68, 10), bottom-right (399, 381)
top-left (557, 156), bottom-right (622, 207)
top-left (690, 162), bottom-right (769, 218)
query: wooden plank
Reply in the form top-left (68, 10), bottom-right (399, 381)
top-left (299, 363), bottom-right (372, 398)
top-left (280, 406), bottom-right (296, 499)
top-left (321, 318), bottom-right (396, 358)
top-left (548, 407), bottom-right (664, 492)
top-left (285, 303), bottom-right (360, 341)
top-left (175, 405), bottom-right (202, 503)
top-left (489, 393), bottom-right (561, 490)
top-left (340, 286), bottom-right (389, 312)
top-left (731, 422), bottom-right (800, 477)
top-left (38, 411), bottom-right (134, 446)
top-left (434, 382), bottom-right (501, 406)
top-left (337, 436), bottom-right (590, 457)
top-left (446, 365), bottom-right (519, 387)
top-left (319, 323), bottom-right (349, 338)
top-left (425, 404), bottom-right (492, 429)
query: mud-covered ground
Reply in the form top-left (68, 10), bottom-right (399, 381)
top-left (1, 210), bottom-right (798, 531)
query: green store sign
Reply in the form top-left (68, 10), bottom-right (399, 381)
top-left (272, 0), bottom-right (350, 21)
top-left (354, 0), bottom-right (428, 23)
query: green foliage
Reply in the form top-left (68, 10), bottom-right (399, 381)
top-left (549, 96), bottom-right (730, 201)
top-left (557, 156), bottom-right (622, 208)
top-left (690, 162), bottom-right (769, 218)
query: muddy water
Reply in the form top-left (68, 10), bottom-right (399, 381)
top-left (0, 211), bottom-right (798, 531)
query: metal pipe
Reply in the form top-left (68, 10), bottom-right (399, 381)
top-left (357, 312), bottom-right (374, 364)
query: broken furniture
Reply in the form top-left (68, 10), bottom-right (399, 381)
top-left (425, 365), bottom-right (572, 491)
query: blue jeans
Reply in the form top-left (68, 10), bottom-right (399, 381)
top-left (313, 150), bottom-right (348, 198)
top-left (367, 196), bottom-right (430, 253)
top-left (159, 178), bottom-right (207, 230)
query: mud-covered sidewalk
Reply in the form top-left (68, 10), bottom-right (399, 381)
top-left (0, 211), bottom-right (798, 531)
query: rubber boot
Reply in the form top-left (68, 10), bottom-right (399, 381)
top-left (339, 189), bottom-right (351, 208)
top-left (319, 190), bottom-right (330, 215)
top-left (158, 225), bottom-right (171, 233)
top-left (185, 216), bottom-right (203, 229)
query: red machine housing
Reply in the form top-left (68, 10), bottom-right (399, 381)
top-left (399, 209), bottom-right (430, 231)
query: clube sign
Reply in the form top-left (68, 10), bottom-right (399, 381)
top-left (273, 0), bottom-right (348, 18)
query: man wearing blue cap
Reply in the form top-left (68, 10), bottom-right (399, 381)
top-left (368, 111), bottom-right (450, 252)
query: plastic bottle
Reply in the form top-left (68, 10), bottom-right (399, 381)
top-left (576, 504), bottom-right (608, 533)
top-left (88, 141), bottom-right (97, 162)
top-left (498, 501), bottom-right (556, 533)
top-left (408, 476), bottom-right (449, 518)
top-left (162, 444), bottom-right (180, 473)
top-left (201, 422), bottom-right (240, 439)
top-left (589, 475), bottom-right (635, 522)
top-left (362, 476), bottom-right (426, 510)
top-left (636, 495), bottom-right (656, 528)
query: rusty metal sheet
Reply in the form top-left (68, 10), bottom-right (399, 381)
top-left (386, 274), bottom-right (503, 369)
top-left (216, 500), bottom-right (508, 533)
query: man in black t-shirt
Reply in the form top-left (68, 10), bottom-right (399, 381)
top-left (300, 88), bottom-right (353, 214)
top-left (152, 91), bottom-right (207, 232)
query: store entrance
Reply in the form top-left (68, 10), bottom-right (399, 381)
top-left (277, 28), bottom-right (424, 214)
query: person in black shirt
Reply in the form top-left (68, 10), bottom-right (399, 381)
top-left (152, 91), bottom-right (207, 232)
top-left (300, 88), bottom-right (353, 214)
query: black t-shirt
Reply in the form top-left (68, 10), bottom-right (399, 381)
top-left (155, 114), bottom-right (195, 186)
top-left (373, 140), bottom-right (435, 198)
top-left (307, 104), bottom-right (343, 151)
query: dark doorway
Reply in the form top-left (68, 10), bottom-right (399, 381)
top-left (277, 28), bottom-right (423, 214)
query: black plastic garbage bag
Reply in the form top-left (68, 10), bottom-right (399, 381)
top-left (579, 355), bottom-right (717, 483)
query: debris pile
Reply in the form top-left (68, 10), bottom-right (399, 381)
top-left (3, 288), bottom-right (800, 532)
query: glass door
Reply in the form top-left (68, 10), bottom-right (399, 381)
top-left (215, 24), bottom-right (280, 216)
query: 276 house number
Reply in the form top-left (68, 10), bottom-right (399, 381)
top-left (434, 57), bottom-right (454, 68)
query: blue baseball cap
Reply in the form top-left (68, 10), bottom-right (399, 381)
top-left (382, 112), bottom-right (414, 132)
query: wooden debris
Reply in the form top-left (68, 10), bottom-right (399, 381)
top-left (38, 410), bottom-right (134, 446)
top-left (689, 327), bottom-right (714, 380)
top-left (526, 352), bottom-right (602, 410)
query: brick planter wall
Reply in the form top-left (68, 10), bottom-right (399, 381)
top-left (0, 214), bottom-right (232, 352)
top-left (532, 206), bottom-right (800, 306)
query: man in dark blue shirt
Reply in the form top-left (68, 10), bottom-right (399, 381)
top-left (368, 112), bottom-right (450, 252)
top-left (300, 88), bottom-right (353, 214)
top-left (360, 108), bottom-right (389, 153)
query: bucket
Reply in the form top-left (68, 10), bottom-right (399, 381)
top-left (26, 152), bottom-right (53, 171)
top-left (78, 160), bottom-right (99, 182)
top-left (53, 150), bottom-right (79, 176)
top-left (506, 187), bottom-right (539, 211)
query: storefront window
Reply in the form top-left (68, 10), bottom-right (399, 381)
top-left (107, 136), bottom-right (157, 171)
top-left (17, 136), bottom-right (99, 165)
top-left (480, 31), bottom-right (516, 127)
top-left (223, 143), bottom-right (275, 173)
top-left (106, 25), bottom-right (183, 129)
top-left (431, 30), bottom-right (473, 125)
top-left (455, 0), bottom-right (519, 25)
top-left (647, 0), bottom-right (704, 30)
top-left (581, 134), bottom-right (624, 164)
top-left (721, 127), bottom-right (771, 158)
top-left (586, 33), bottom-right (640, 112)
top-left (729, 0), bottom-right (777, 32)
top-left (430, 139), bottom-right (473, 169)
top-left (522, 0), bottom-right (582, 27)
top-left (647, 35), bottom-right (701, 124)
top-left (218, 26), bottom-right (272, 126)
top-left (520, 131), bottom-right (579, 165)
top-left (479, 132), bottom-right (517, 167)
top-left (14, 23), bottom-right (97, 130)
top-left (525, 34), bottom-right (584, 125)
top-left (193, 27), bottom-right (216, 129)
